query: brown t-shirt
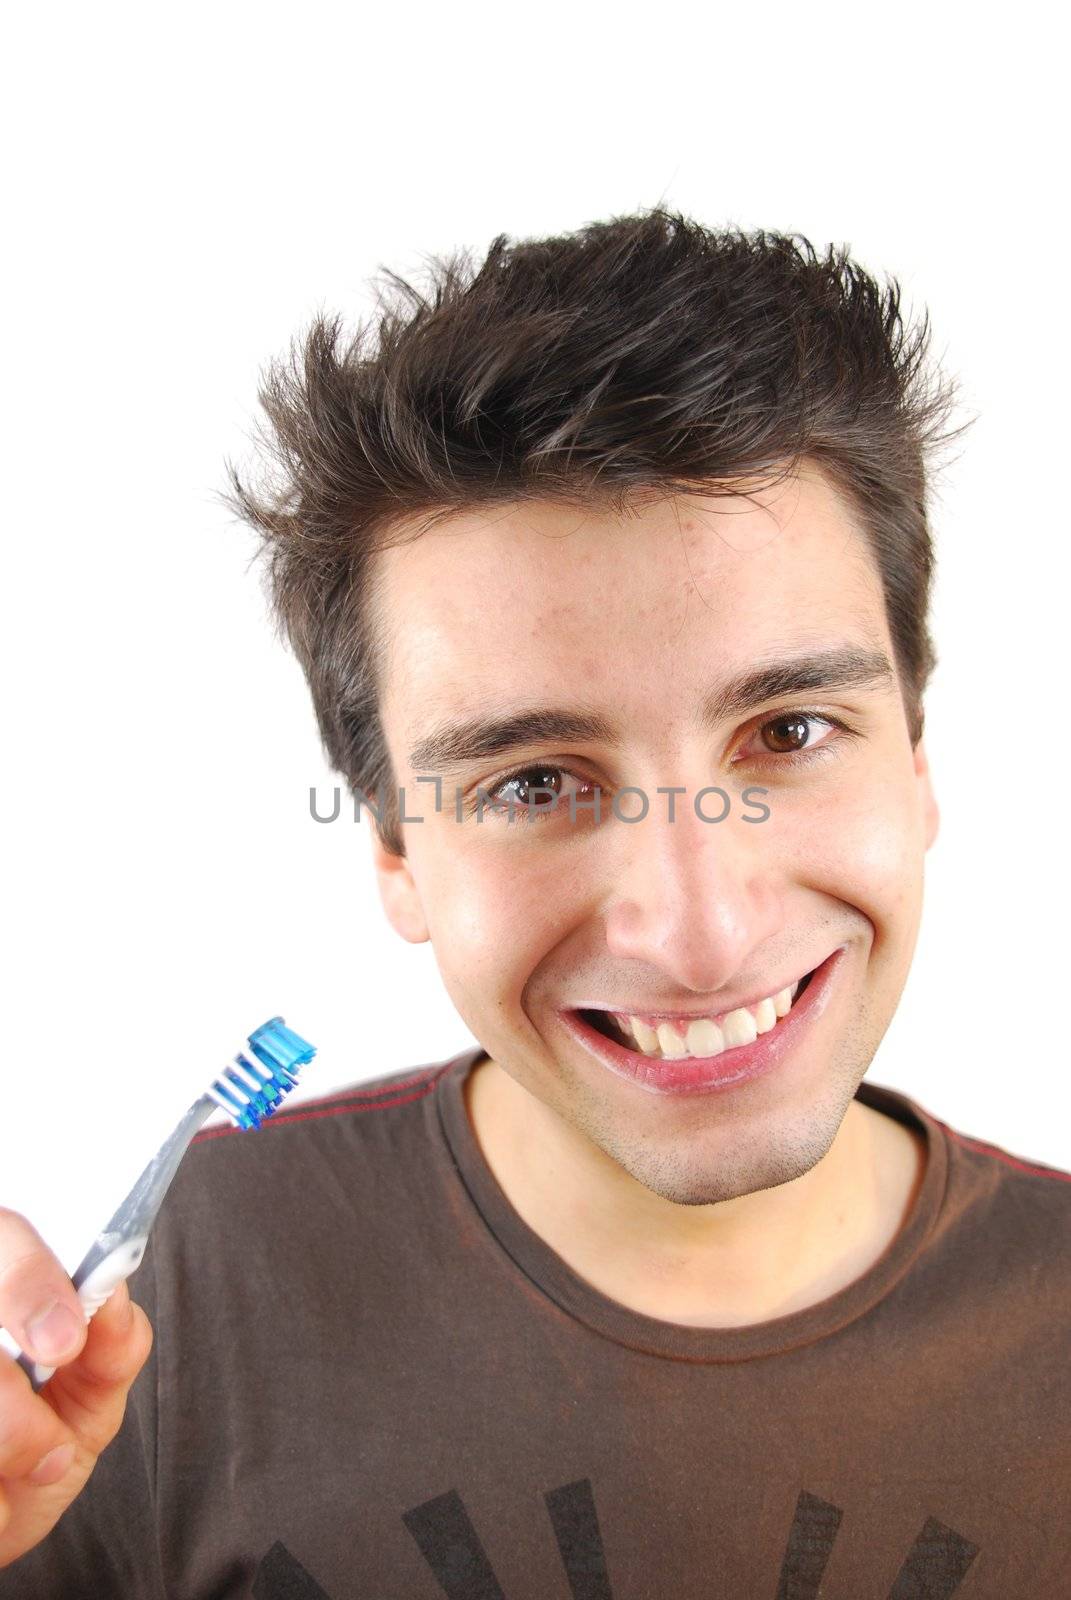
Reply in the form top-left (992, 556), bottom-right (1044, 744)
top-left (4, 1046), bottom-right (1070, 1598)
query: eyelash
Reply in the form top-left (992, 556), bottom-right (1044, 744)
top-left (468, 709), bottom-right (860, 822)
top-left (736, 710), bottom-right (857, 771)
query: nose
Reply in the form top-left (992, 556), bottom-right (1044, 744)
top-left (601, 786), bottom-right (782, 995)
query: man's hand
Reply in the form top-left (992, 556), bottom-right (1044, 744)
top-left (0, 1207), bottom-right (153, 1568)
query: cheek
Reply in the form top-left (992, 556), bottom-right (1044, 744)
top-left (774, 764), bottom-right (926, 929)
top-left (412, 828), bottom-right (574, 1003)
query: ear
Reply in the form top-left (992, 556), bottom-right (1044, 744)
top-left (368, 821), bottom-right (431, 944)
top-left (912, 735), bottom-right (940, 851)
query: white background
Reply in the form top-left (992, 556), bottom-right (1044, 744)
top-left (1, 2), bottom-right (1066, 1272)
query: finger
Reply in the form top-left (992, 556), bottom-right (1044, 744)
top-left (0, 1209), bottom-right (86, 1371)
top-left (0, 1347), bottom-right (77, 1485)
top-left (46, 1282), bottom-right (154, 1458)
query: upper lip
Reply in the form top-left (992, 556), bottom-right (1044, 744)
top-left (567, 954), bottom-right (830, 1024)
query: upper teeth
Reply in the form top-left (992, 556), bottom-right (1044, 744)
top-left (609, 982), bottom-right (800, 1060)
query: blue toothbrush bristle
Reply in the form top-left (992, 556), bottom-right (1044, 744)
top-left (249, 1018), bottom-right (317, 1074)
top-left (209, 1017), bottom-right (316, 1130)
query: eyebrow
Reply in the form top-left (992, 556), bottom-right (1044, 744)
top-left (406, 646), bottom-right (896, 773)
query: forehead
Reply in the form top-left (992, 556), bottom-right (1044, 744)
top-left (373, 465), bottom-right (889, 733)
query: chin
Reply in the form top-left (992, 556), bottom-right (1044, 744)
top-left (617, 1137), bottom-right (836, 1207)
top-left (575, 1078), bottom-right (854, 1207)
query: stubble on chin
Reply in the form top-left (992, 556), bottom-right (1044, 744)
top-left (561, 1066), bottom-right (863, 1209)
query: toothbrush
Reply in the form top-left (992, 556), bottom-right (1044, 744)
top-left (0, 1015), bottom-right (315, 1391)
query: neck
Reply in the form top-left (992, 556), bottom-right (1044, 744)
top-left (463, 1054), bottom-right (926, 1327)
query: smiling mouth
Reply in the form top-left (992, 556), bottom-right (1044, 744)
top-left (576, 968), bottom-right (817, 1062)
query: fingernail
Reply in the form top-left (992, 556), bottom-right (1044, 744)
top-left (25, 1301), bottom-right (84, 1363)
top-left (28, 1442), bottom-right (76, 1486)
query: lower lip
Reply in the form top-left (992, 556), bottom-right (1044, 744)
top-left (558, 947), bottom-right (845, 1097)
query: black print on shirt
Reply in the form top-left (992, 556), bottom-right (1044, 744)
top-left (252, 1540), bottom-right (331, 1598)
top-left (251, 1480), bottom-right (980, 1598)
top-left (776, 1491), bottom-right (979, 1598)
top-left (775, 1489), bottom-right (844, 1595)
top-left (544, 1479), bottom-right (615, 1599)
top-left (402, 1488), bottom-right (506, 1599)
top-left (399, 1482), bottom-right (614, 1599)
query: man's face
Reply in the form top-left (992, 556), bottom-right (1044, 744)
top-left (369, 464), bottom-right (938, 1205)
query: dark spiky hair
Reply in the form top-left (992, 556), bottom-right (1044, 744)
top-left (220, 206), bottom-right (968, 855)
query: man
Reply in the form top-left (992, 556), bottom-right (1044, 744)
top-left (1, 209), bottom-right (1068, 1597)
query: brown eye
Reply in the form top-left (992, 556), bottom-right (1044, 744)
top-left (760, 714), bottom-right (812, 753)
top-left (503, 768), bottom-right (563, 809)
top-left (485, 765), bottom-right (598, 818)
